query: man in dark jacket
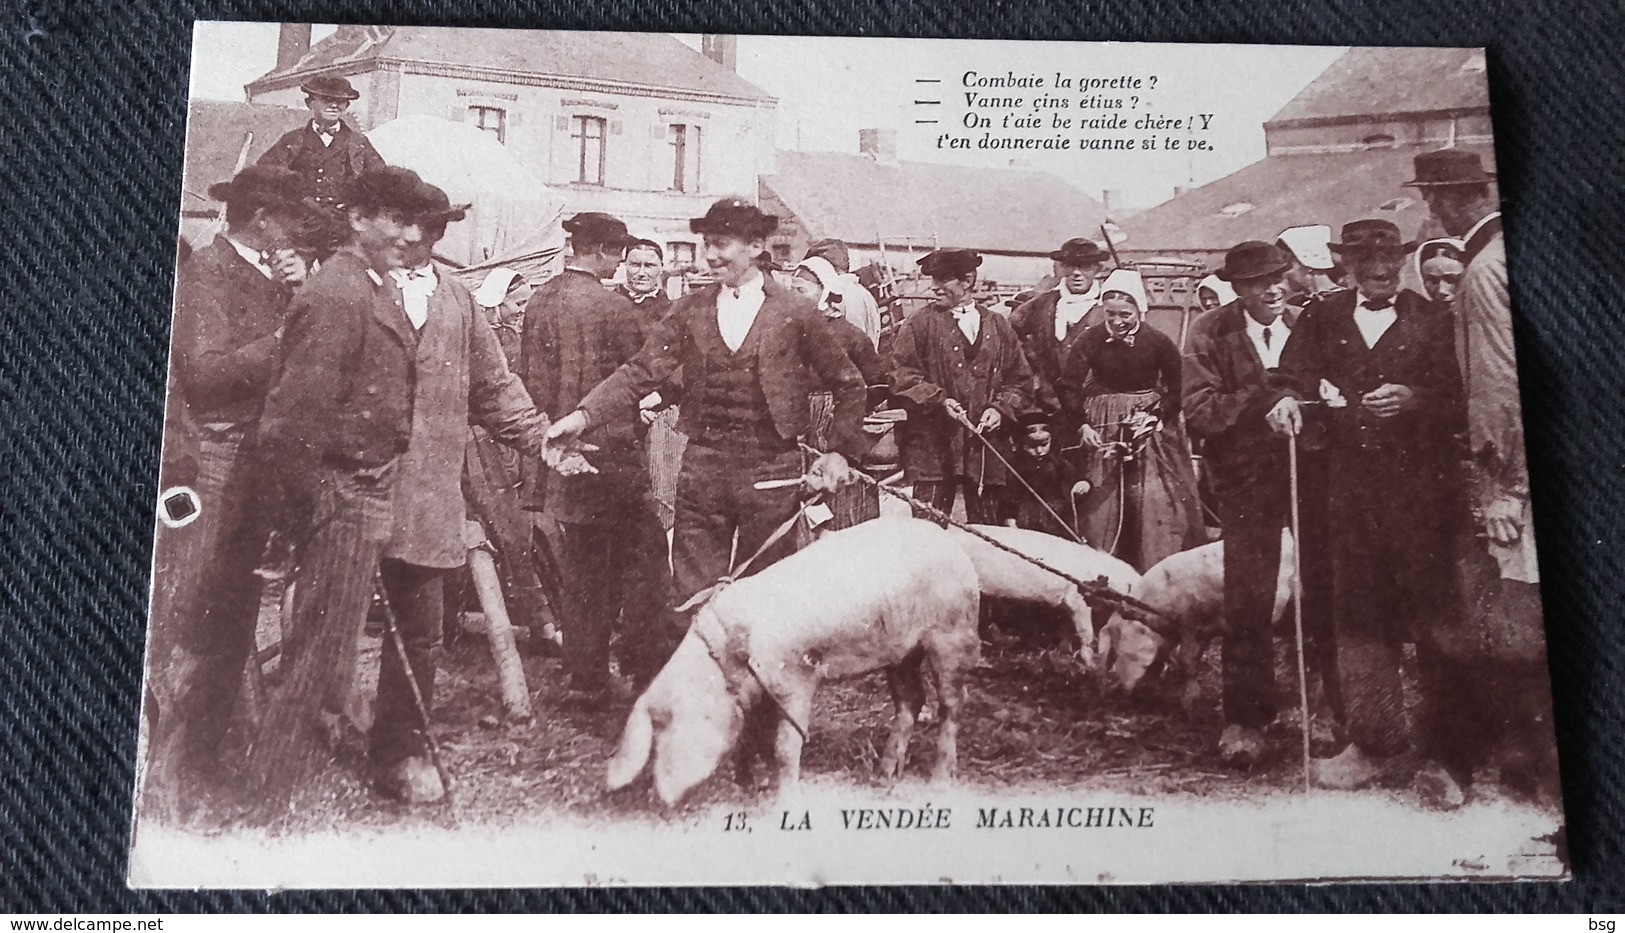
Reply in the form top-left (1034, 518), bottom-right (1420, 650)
top-left (1269, 219), bottom-right (1466, 793)
top-left (543, 197), bottom-right (864, 607)
top-left (256, 76), bottom-right (386, 209)
top-left (520, 214), bottom-right (679, 703)
top-left (1009, 237), bottom-right (1109, 444)
top-left (142, 166), bottom-right (314, 820)
top-left (240, 166), bottom-right (430, 813)
top-left (890, 248), bottom-right (1033, 525)
top-left (1183, 240), bottom-right (1334, 767)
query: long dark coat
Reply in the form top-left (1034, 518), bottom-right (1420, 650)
top-left (1009, 288), bottom-right (1104, 436)
top-left (889, 302), bottom-right (1033, 485)
top-left (171, 237), bottom-right (295, 430)
top-left (1181, 302), bottom-right (1297, 504)
top-left (520, 269), bottom-right (655, 524)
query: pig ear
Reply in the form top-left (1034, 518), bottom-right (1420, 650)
top-left (607, 698), bottom-right (654, 790)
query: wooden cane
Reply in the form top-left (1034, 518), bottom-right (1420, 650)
top-left (1288, 431), bottom-right (1313, 793)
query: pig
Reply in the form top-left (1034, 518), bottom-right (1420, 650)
top-left (1098, 529), bottom-right (1296, 697)
top-left (607, 517), bottom-right (982, 805)
top-left (945, 524), bottom-right (1140, 668)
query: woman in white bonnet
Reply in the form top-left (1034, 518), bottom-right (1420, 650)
top-left (473, 267), bottom-right (530, 364)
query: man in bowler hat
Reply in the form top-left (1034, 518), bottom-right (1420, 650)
top-left (1269, 219), bottom-right (1465, 795)
top-left (543, 197), bottom-right (864, 608)
top-left (239, 166), bottom-right (433, 813)
top-left (1010, 237), bottom-right (1110, 445)
top-left (257, 75), bottom-right (386, 208)
top-left (1183, 240), bottom-right (1335, 767)
top-left (890, 248), bottom-right (1033, 524)
top-left (1406, 148), bottom-right (1557, 806)
top-left (143, 165), bottom-right (317, 819)
top-left (520, 213), bottom-right (681, 705)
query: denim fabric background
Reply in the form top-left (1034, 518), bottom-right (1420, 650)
top-left (2, 0), bottom-right (1621, 913)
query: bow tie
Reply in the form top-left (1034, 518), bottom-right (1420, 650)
top-left (1361, 297), bottom-right (1394, 311)
top-left (1106, 332), bottom-right (1137, 347)
top-left (951, 305), bottom-right (976, 319)
top-left (316, 123), bottom-right (341, 136)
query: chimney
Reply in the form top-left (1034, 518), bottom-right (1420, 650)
top-left (701, 35), bottom-right (738, 72)
top-left (276, 24), bottom-right (313, 71)
top-left (1101, 189), bottom-right (1121, 213)
top-left (859, 128), bottom-right (898, 165)
top-left (1172, 185), bottom-right (1190, 198)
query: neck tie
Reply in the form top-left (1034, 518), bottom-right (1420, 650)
top-left (1262, 325), bottom-right (1272, 348)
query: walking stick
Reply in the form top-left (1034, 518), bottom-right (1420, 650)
top-left (1287, 431), bottom-right (1313, 793)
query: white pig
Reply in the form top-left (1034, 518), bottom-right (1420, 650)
top-left (607, 517), bottom-right (982, 805)
top-left (1099, 529), bottom-right (1296, 695)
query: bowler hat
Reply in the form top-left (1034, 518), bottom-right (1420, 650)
top-left (690, 197), bottom-right (778, 240)
top-left (206, 165), bottom-right (306, 211)
top-left (1049, 237), bottom-right (1109, 267)
top-left (301, 75), bottom-right (361, 101)
top-left (1215, 241), bottom-right (1291, 283)
top-left (918, 248), bottom-right (982, 280)
top-left (1404, 149), bottom-right (1496, 188)
top-left (562, 212), bottom-right (634, 248)
top-left (345, 166), bottom-right (428, 215)
top-left (1328, 219), bottom-right (1416, 255)
top-left (411, 181), bottom-right (470, 227)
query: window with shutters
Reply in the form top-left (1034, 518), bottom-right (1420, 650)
top-left (470, 105), bottom-right (506, 144)
top-left (668, 124), bottom-right (702, 192)
top-left (571, 115), bottom-right (607, 185)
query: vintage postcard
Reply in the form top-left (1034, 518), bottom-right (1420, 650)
top-left (128, 23), bottom-right (1566, 886)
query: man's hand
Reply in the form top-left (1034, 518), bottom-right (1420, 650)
top-left (270, 248), bottom-right (309, 286)
top-left (1266, 397), bottom-right (1303, 436)
top-left (943, 397), bottom-right (968, 422)
top-left (541, 410), bottom-right (599, 476)
top-left (1361, 383), bottom-right (1415, 419)
top-left (1077, 424), bottom-right (1104, 448)
top-left (976, 407), bottom-right (1002, 433)
top-left (804, 452), bottom-right (856, 497)
top-left (1483, 494), bottom-right (1525, 545)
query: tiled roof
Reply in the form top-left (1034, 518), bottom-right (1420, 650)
top-left (1115, 144), bottom-right (1496, 253)
top-left (1268, 47), bottom-right (1489, 125)
top-left (247, 27), bottom-right (775, 103)
top-left (761, 150), bottom-right (1109, 255)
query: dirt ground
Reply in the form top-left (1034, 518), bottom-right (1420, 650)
top-left (225, 597), bottom-right (1353, 836)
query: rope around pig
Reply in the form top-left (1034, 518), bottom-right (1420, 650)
top-left (796, 442), bottom-right (1174, 636)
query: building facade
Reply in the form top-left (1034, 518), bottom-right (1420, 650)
top-left (246, 26), bottom-right (779, 269)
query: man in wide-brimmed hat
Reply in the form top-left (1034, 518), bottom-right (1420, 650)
top-left (1407, 149), bottom-right (1555, 808)
top-left (1011, 237), bottom-right (1110, 442)
top-left (520, 212), bottom-right (681, 707)
top-left (889, 248), bottom-right (1033, 524)
top-left (257, 75), bottom-right (386, 208)
top-left (348, 179), bottom-right (548, 802)
top-left (1183, 240), bottom-right (1335, 768)
top-left (141, 164), bottom-right (321, 821)
top-left (1268, 218), bottom-right (1465, 796)
top-left (234, 165), bottom-right (445, 814)
top-left (543, 197), bottom-right (864, 612)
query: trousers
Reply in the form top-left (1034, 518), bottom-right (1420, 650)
top-left (671, 444), bottom-right (804, 606)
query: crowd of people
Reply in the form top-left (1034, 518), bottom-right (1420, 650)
top-left (142, 73), bottom-right (1554, 824)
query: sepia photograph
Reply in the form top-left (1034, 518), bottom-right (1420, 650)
top-left (127, 23), bottom-right (1565, 887)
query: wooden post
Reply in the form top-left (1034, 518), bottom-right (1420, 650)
top-left (468, 546), bottom-right (533, 721)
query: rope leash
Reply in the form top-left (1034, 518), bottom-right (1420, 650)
top-left (796, 442), bottom-right (1173, 634)
top-left (948, 409), bottom-right (1088, 546)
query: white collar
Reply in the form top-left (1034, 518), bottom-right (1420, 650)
top-left (224, 236), bottom-right (274, 280)
top-left (1056, 278), bottom-right (1100, 302)
top-left (1355, 291), bottom-right (1397, 310)
top-left (312, 119), bottom-right (340, 136)
top-left (1242, 310), bottom-right (1283, 336)
top-left (722, 269), bottom-right (765, 299)
top-left (1462, 211), bottom-right (1502, 247)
